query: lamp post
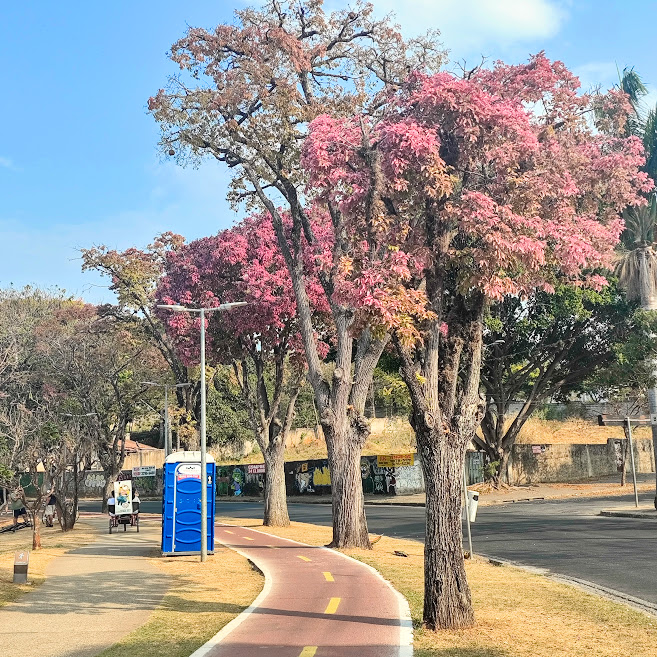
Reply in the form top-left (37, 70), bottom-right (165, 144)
top-left (157, 302), bottom-right (247, 562)
top-left (141, 382), bottom-right (191, 456)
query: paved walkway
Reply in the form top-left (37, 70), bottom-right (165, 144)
top-left (0, 516), bottom-right (169, 657)
top-left (205, 524), bottom-right (410, 657)
top-left (600, 505), bottom-right (657, 519)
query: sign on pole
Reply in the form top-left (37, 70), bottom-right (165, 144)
top-left (132, 466), bottom-right (156, 478)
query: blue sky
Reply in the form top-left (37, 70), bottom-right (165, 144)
top-left (1, 0), bottom-right (656, 302)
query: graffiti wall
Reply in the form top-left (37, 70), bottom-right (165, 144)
top-left (216, 465), bottom-right (263, 496)
top-left (65, 451), bottom-right (480, 499)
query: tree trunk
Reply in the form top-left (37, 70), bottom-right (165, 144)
top-left (494, 449), bottom-right (509, 486)
top-left (31, 509), bottom-right (41, 550)
top-left (325, 418), bottom-right (371, 549)
top-left (263, 438), bottom-right (290, 527)
top-left (418, 427), bottom-right (474, 630)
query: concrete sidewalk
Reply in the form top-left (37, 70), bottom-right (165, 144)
top-left (600, 506), bottom-right (657, 519)
top-left (0, 516), bottom-right (169, 657)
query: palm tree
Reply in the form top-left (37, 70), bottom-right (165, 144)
top-left (614, 68), bottom-right (657, 509)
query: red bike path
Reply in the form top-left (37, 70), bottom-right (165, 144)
top-left (190, 524), bottom-right (413, 657)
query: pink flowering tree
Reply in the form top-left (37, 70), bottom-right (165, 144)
top-left (148, 0), bottom-right (444, 548)
top-left (303, 53), bottom-right (652, 629)
top-left (157, 213), bottom-right (329, 526)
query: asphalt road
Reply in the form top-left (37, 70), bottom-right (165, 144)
top-left (82, 491), bottom-right (657, 606)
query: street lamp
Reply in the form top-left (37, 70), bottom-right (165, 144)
top-left (157, 301), bottom-right (247, 562)
top-left (141, 382), bottom-right (191, 456)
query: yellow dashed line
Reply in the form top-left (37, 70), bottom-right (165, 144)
top-left (297, 555), bottom-right (311, 562)
top-left (224, 530), bottom-right (234, 534)
top-left (324, 597), bottom-right (341, 614)
top-left (243, 536), bottom-right (254, 541)
top-left (322, 571), bottom-right (334, 582)
top-left (299, 647), bottom-right (317, 657)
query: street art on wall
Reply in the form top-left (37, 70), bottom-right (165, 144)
top-left (215, 452), bottom-right (479, 498)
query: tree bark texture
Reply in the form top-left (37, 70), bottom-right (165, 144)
top-left (263, 438), bottom-right (290, 527)
top-left (419, 432), bottom-right (474, 629)
top-left (31, 510), bottom-right (41, 550)
top-left (395, 289), bottom-right (485, 630)
top-left (325, 416), bottom-right (371, 549)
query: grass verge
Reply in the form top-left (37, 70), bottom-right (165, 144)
top-left (0, 520), bottom-right (96, 607)
top-left (97, 544), bottom-right (263, 657)
top-left (218, 516), bottom-right (657, 657)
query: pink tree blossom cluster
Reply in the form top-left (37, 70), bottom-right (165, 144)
top-left (156, 212), bottom-right (329, 366)
top-left (303, 53), bottom-right (652, 306)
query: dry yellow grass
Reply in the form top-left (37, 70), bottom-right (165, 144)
top-left (218, 516), bottom-right (657, 657)
top-left (514, 417), bottom-right (651, 445)
top-left (97, 545), bottom-right (263, 657)
top-left (0, 521), bottom-right (96, 607)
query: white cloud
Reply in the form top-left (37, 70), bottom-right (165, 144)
top-left (331, 0), bottom-right (567, 56)
top-left (0, 156), bottom-right (16, 170)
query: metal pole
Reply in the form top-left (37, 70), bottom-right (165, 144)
top-left (463, 460), bottom-right (473, 558)
top-left (164, 385), bottom-right (169, 458)
top-left (625, 417), bottom-right (639, 508)
top-left (200, 309), bottom-right (207, 562)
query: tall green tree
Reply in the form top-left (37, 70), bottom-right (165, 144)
top-left (480, 282), bottom-right (635, 483)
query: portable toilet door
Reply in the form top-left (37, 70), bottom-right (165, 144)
top-left (162, 451), bottom-right (215, 556)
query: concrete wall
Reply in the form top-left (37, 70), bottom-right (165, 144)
top-left (78, 469), bottom-right (163, 498)
top-left (122, 450), bottom-right (165, 470)
top-left (506, 438), bottom-right (656, 484)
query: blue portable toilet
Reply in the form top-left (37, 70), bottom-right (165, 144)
top-left (162, 451), bottom-right (216, 556)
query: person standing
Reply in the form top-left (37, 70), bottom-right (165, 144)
top-left (9, 488), bottom-right (28, 531)
top-left (44, 490), bottom-right (57, 527)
